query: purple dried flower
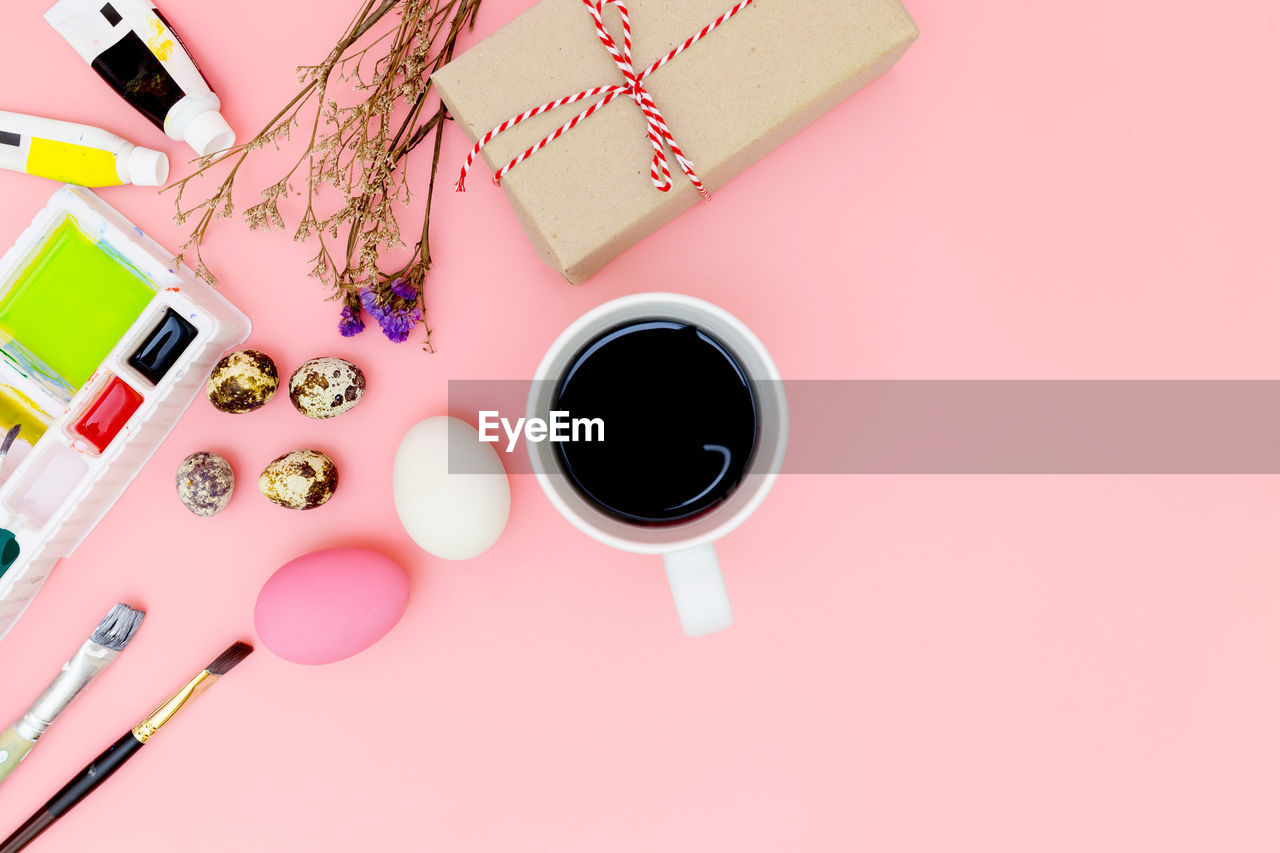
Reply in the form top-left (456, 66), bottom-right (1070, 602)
top-left (377, 302), bottom-right (422, 344)
top-left (378, 313), bottom-right (413, 343)
top-left (390, 277), bottom-right (417, 301)
top-left (359, 286), bottom-right (422, 343)
top-left (359, 288), bottom-right (387, 321)
top-left (338, 304), bottom-right (365, 337)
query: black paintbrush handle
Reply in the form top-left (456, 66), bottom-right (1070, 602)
top-left (0, 732), bottom-right (144, 853)
top-left (42, 732), bottom-right (144, 816)
top-left (0, 812), bottom-right (54, 853)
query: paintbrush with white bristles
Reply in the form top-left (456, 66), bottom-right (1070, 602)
top-left (0, 603), bottom-right (145, 784)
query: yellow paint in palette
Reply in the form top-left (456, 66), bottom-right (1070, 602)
top-left (25, 138), bottom-right (123, 187)
top-left (0, 385), bottom-right (51, 442)
top-left (0, 217), bottom-right (154, 388)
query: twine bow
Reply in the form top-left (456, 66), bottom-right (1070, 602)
top-left (455, 0), bottom-right (757, 198)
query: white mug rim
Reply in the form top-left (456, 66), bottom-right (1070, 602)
top-left (528, 292), bottom-right (786, 556)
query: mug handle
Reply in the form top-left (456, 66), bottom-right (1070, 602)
top-left (663, 545), bottom-right (733, 637)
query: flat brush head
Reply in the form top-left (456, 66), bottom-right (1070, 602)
top-left (205, 642), bottom-right (253, 675)
top-left (90, 603), bottom-right (145, 651)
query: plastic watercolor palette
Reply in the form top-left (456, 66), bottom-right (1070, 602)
top-left (0, 186), bottom-right (249, 642)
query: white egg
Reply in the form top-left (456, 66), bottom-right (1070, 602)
top-left (393, 416), bottom-right (510, 560)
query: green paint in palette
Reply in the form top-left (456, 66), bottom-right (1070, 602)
top-left (0, 217), bottom-right (154, 389)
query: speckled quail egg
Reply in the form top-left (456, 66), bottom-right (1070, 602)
top-left (176, 452), bottom-right (235, 517)
top-left (259, 449), bottom-right (339, 510)
top-left (289, 357), bottom-right (366, 420)
top-left (207, 349), bottom-right (279, 413)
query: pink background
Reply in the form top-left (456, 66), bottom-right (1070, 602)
top-left (2, 0), bottom-right (1279, 850)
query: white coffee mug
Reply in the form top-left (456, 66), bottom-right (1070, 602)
top-left (528, 293), bottom-right (788, 637)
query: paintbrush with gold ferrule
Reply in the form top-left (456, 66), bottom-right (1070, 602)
top-left (0, 642), bottom-right (253, 853)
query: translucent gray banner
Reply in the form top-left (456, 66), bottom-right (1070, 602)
top-left (447, 380), bottom-right (1280, 474)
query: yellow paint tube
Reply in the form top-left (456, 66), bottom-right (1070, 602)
top-left (0, 112), bottom-right (168, 187)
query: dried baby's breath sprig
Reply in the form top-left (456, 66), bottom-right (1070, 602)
top-left (168, 0), bottom-right (482, 347)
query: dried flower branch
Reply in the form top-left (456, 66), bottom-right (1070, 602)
top-left (167, 0), bottom-right (483, 348)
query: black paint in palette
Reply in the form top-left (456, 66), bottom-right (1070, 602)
top-left (128, 308), bottom-right (197, 384)
top-left (553, 319), bottom-right (758, 525)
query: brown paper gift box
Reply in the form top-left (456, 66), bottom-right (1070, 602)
top-left (434, 0), bottom-right (918, 283)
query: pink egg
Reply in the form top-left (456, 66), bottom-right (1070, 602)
top-left (254, 548), bottom-right (409, 665)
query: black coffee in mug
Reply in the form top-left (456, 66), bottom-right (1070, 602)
top-left (552, 319), bottom-right (758, 525)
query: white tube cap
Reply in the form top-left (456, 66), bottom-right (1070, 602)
top-left (183, 110), bottom-right (236, 157)
top-left (125, 147), bottom-right (169, 186)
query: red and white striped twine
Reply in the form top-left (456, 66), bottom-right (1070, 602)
top-left (455, 0), bottom-right (757, 199)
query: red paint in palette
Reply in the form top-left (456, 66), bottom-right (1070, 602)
top-left (74, 376), bottom-right (144, 452)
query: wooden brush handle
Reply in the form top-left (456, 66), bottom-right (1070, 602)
top-left (0, 725), bottom-right (36, 784)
